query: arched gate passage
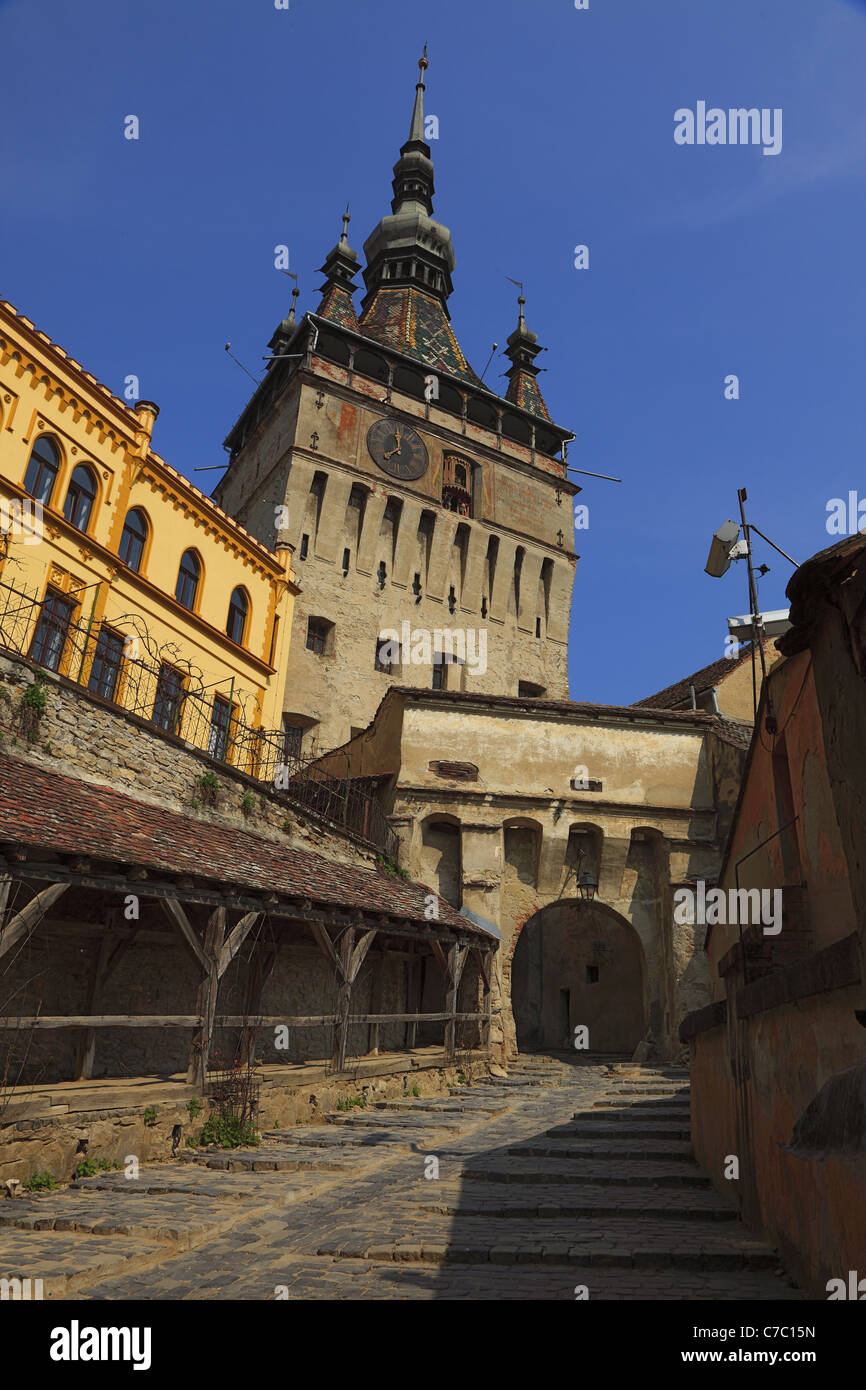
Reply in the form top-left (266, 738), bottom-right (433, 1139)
top-left (511, 899), bottom-right (647, 1053)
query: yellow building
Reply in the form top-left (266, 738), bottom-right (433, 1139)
top-left (0, 299), bottom-right (298, 768)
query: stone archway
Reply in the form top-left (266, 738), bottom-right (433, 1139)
top-left (510, 898), bottom-right (647, 1054)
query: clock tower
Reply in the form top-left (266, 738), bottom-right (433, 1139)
top-left (214, 52), bottom-right (580, 755)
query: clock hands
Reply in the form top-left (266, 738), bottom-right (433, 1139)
top-left (383, 424), bottom-right (403, 460)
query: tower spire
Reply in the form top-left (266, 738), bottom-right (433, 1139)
top-left (358, 45), bottom-right (478, 383)
top-left (407, 43), bottom-right (428, 144)
top-left (315, 206), bottom-right (360, 330)
top-left (504, 290), bottom-right (552, 421)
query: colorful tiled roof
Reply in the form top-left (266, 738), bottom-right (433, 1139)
top-left (505, 368), bottom-right (552, 422)
top-left (0, 754), bottom-right (479, 936)
top-left (316, 283), bottom-right (359, 332)
top-left (359, 286), bottom-right (480, 385)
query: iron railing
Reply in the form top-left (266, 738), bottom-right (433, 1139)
top-left (0, 576), bottom-right (398, 859)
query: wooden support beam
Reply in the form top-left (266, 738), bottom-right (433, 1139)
top-left (218, 911), bottom-right (262, 979)
top-left (240, 943), bottom-right (278, 1065)
top-left (161, 898), bottom-right (209, 973)
top-left (0, 1011), bottom-right (486, 1031)
top-left (73, 921), bottom-right (144, 1080)
top-left (333, 928), bottom-right (355, 1072)
top-left (75, 919), bottom-right (112, 1081)
top-left (188, 906), bottom-right (226, 1087)
top-left (0, 883), bottom-right (69, 962)
top-left (444, 943), bottom-right (468, 1059)
top-left (480, 948), bottom-right (494, 1050)
top-left (309, 920), bottom-right (340, 971)
top-left (0, 874), bottom-right (11, 924)
top-left (406, 951), bottom-right (423, 1050)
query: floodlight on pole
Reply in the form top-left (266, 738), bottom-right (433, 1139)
top-left (705, 520), bottom-right (748, 578)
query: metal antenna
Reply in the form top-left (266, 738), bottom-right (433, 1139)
top-left (479, 343), bottom-right (499, 382)
top-left (224, 343), bottom-right (260, 385)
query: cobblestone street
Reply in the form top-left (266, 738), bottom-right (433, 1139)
top-left (0, 1057), bottom-right (805, 1301)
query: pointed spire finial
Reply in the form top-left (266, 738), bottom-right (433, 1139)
top-left (340, 203), bottom-right (351, 245)
top-left (289, 286), bottom-right (300, 321)
top-left (408, 44), bottom-right (428, 143)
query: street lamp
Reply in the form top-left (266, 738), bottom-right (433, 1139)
top-left (577, 871), bottom-right (598, 902)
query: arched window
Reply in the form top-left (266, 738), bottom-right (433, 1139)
top-left (23, 435), bottom-right (60, 505)
top-left (118, 508), bottom-right (148, 572)
top-left (63, 465), bottom-right (97, 532)
top-left (175, 550), bottom-right (201, 610)
top-left (226, 587), bottom-right (249, 645)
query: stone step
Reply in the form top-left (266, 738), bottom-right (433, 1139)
top-left (179, 1146), bottom-right (350, 1172)
top-left (511, 1139), bottom-right (695, 1160)
top-left (325, 1112), bottom-right (463, 1132)
top-left (317, 1215), bottom-right (778, 1270)
top-left (460, 1157), bottom-right (711, 1188)
top-left (373, 1098), bottom-right (509, 1116)
top-left (408, 1182), bottom-right (737, 1219)
top-left (606, 1086), bottom-right (689, 1096)
top-left (574, 1105), bottom-right (690, 1119)
top-left (550, 1123), bottom-right (692, 1140)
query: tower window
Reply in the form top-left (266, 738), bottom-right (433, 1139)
top-left (518, 681), bottom-right (546, 699)
top-left (448, 585), bottom-right (457, 615)
top-left (342, 548), bottom-right (351, 576)
top-left (299, 533), bottom-right (309, 561)
top-left (377, 560), bottom-right (387, 589)
top-left (375, 636), bottom-right (399, 673)
top-left (412, 572), bottom-right (422, 603)
top-left (535, 617), bottom-right (541, 638)
top-left (481, 595), bottom-right (488, 618)
top-left (442, 453), bottom-right (472, 517)
top-left (306, 616), bottom-right (333, 656)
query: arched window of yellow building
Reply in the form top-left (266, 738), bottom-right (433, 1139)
top-left (119, 508), bottom-right (149, 572)
top-left (23, 435), bottom-right (61, 506)
top-left (175, 550), bottom-right (201, 611)
top-left (63, 465), bottom-right (97, 532)
top-left (226, 587), bottom-right (249, 646)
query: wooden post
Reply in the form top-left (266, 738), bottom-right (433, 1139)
top-left (0, 874), bottom-right (11, 925)
top-left (431, 940), bottom-right (467, 1061)
top-left (188, 907), bottom-right (227, 1087)
top-left (367, 950), bottom-right (384, 1056)
top-left (241, 944), bottom-right (278, 1065)
top-left (74, 914), bottom-right (141, 1081)
top-left (333, 929), bottom-right (355, 1070)
top-left (406, 950), bottom-right (423, 1050)
top-left (480, 948), bottom-right (493, 1051)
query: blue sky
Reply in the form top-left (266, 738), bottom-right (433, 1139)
top-left (2, 0), bottom-right (864, 705)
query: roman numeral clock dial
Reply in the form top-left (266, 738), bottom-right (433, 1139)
top-left (367, 417), bottom-right (429, 481)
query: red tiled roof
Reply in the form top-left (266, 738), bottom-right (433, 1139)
top-left (391, 686), bottom-right (718, 729)
top-left (0, 754), bottom-right (476, 936)
top-left (633, 647), bottom-right (755, 710)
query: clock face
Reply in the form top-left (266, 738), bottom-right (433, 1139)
top-left (366, 418), bottom-right (429, 481)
